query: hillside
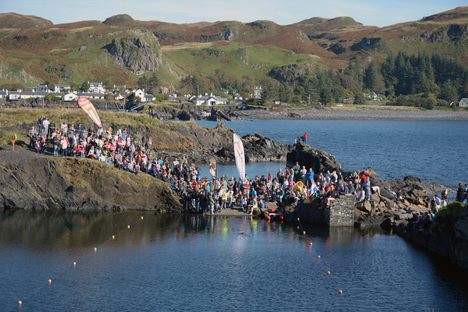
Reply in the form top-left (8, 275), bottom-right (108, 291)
top-left (0, 12), bottom-right (52, 29)
top-left (0, 7), bottom-right (466, 94)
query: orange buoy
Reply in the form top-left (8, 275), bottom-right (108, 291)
top-left (48, 278), bottom-right (53, 285)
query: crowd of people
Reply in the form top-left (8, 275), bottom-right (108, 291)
top-left (28, 115), bottom-right (464, 217)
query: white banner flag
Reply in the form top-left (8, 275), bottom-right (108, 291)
top-left (233, 133), bottom-right (245, 181)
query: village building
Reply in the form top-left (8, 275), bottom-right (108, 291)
top-left (20, 88), bottom-right (48, 100)
top-left (35, 84), bottom-right (50, 93)
top-left (88, 81), bottom-right (106, 94)
top-left (7, 92), bottom-right (21, 101)
top-left (132, 89), bottom-right (155, 103)
top-left (77, 92), bottom-right (105, 100)
top-left (63, 92), bottom-right (79, 102)
top-left (253, 86), bottom-right (263, 99)
top-left (54, 84), bottom-right (71, 93)
top-left (193, 94), bottom-right (228, 106)
top-left (0, 89), bottom-right (7, 99)
top-left (459, 98), bottom-right (468, 108)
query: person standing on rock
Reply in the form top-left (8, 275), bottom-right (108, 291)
top-left (11, 133), bottom-right (17, 151)
top-left (361, 171), bottom-right (371, 201)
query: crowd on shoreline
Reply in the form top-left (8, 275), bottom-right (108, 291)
top-left (27, 115), bottom-right (465, 215)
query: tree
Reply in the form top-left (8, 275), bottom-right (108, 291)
top-left (363, 62), bottom-right (385, 94)
top-left (138, 73), bottom-right (160, 94)
top-left (79, 81), bottom-right (90, 92)
top-left (278, 84), bottom-right (292, 103)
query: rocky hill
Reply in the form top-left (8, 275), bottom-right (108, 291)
top-left (0, 7), bottom-right (466, 88)
top-left (0, 147), bottom-right (182, 212)
top-left (0, 12), bottom-right (52, 29)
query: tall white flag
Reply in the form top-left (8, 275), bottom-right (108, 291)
top-left (233, 133), bottom-right (245, 181)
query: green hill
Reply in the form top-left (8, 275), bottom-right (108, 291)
top-left (0, 7), bottom-right (466, 100)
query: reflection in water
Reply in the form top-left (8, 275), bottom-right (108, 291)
top-left (1, 210), bottom-right (467, 312)
top-left (0, 210), bottom-right (382, 250)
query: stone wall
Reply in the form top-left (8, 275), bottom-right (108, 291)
top-left (328, 194), bottom-right (355, 226)
top-left (285, 195), bottom-right (354, 227)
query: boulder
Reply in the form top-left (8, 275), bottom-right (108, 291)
top-left (0, 148), bottom-right (182, 212)
top-left (287, 142), bottom-right (341, 173)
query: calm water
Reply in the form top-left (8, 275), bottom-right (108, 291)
top-left (198, 120), bottom-right (468, 188)
top-left (0, 211), bottom-right (467, 312)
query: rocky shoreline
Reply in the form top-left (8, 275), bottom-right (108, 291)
top-left (0, 116), bottom-right (466, 269)
top-left (143, 105), bottom-right (468, 121)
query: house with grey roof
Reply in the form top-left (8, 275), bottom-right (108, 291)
top-left (193, 94), bottom-right (228, 106)
top-left (459, 98), bottom-right (468, 108)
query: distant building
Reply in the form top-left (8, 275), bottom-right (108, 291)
top-left (7, 92), bottom-right (21, 101)
top-left (20, 88), bottom-right (48, 99)
top-left (88, 81), bottom-right (106, 94)
top-left (35, 84), bottom-right (50, 93)
top-left (0, 89), bottom-right (7, 99)
top-left (459, 98), bottom-right (468, 108)
top-left (54, 84), bottom-right (71, 93)
top-left (63, 92), bottom-right (78, 102)
top-left (253, 86), bottom-right (262, 99)
top-left (193, 94), bottom-right (228, 106)
top-left (234, 94), bottom-right (244, 104)
top-left (367, 91), bottom-right (378, 100)
top-left (77, 92), bottom-right (105, 100)
top-left (132, 89), bottom-right (154, 103)
top-left (168, 94), bottom-right (178, 102)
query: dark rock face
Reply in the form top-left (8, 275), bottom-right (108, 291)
top-left (106, 36), bottom-right (161, 73)
top-left (287, 142), bottom-right (341, 173)
top-left (242, 134), bottom-right (289, 162)
top-left (396, 202), bottom-right (468, 269)
top-left (0, 148), bottom-right (182, 212)
top-left (268, 64), bottom-right (311, 83)
top-left (350, 37), bottom-right (381, 51)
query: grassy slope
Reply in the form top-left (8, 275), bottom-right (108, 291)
top-left (163, 43), bottom-right (322, 82)
top-left (0, 108), bottom-right (196, 150)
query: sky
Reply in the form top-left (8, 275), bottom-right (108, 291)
top-left (1, 0), bottom-right (465, 27)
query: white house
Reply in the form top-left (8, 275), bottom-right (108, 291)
top-left (253, 86), bottom-right (262, 99)
top-left (367, 91), bottom-right (378, 100)
top-left (145, 93), bottom-right (156, 102)
top-left (54, 84), bottom-right (71, 93)
top-left (8, 92), bottom-right (21, 101)
top-left (133, 89), bottom-right (146, 102)
top-left (0, 89), bottom-right (7, 99)
top-left (63, 92), bottom-right (78, 102)
top-left (193, 94), bottom-right (228, 106)
top-left (77, 92), bottom-right (105, 100)
top-left (115, 94), bottom-right (125, 101)
top-left (132, 89), bottom-right (155, 103)
top-left (20, 89), bottom-right (48, 99)
top-left (88, 81), bottom-right (106, 94)
top-left (459, 98), bottom-right (468, 108)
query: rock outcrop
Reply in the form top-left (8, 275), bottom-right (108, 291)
top-left (106, 33), bottom-right (161, 74)
top-left (0, 148), bottom-right (182, 212)
top-left (287, 141), bottom-right (341, 173)
top-left (163, 123), bottom-right (289, 164)
top-left (396, 202), bottom-right (468, 269)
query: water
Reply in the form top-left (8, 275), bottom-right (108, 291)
top-left (198, 120), bottom-right (468, 188)
top-left (0, 210), bottom-right (467, 312)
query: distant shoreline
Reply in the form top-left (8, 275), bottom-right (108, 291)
top-left (233, 108), bottom-right (468, 121)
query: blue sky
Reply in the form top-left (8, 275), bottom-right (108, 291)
top-left (1, 0), bottom-right (465, 26)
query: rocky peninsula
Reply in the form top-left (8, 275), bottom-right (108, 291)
top-left (0, 107), bottom-right (466, 268)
